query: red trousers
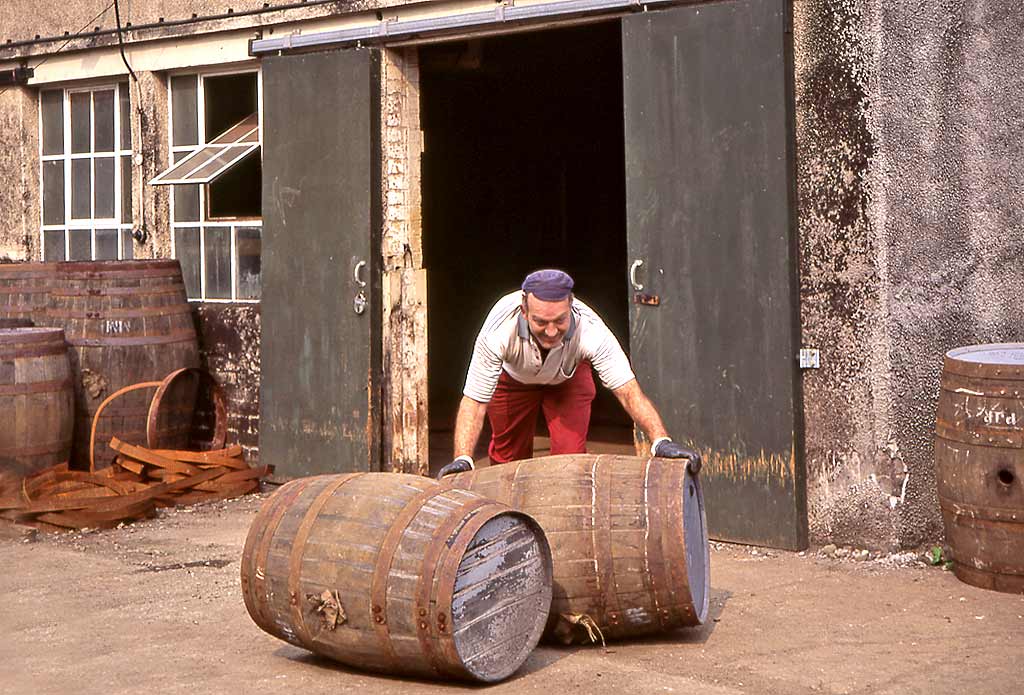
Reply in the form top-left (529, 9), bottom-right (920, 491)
top-left (487, 361), bottom-right (597, 464)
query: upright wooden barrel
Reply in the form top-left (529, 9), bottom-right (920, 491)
top-left (447, 454), bottom-right (709, 642)
top-left (241, 473), bottom-right (553, 682)
top-left (46, 260), bottom-right (200, 470)
top-left (936, 343), bottom-right (1024, 593)
top-left (0, 328), bottom-right (74, 479)
top-left (0, 262), bottom-right (54, 324)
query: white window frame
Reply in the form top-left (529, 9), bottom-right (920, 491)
top-left (168, 67), bottom-right (263, 304)
top-left (38, 82), bottom-right (134, 261)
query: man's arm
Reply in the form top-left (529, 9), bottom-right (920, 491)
top-left (453, 395), bottom-right (489, 459)
top-left (611, 378), bottom-right (669, 441)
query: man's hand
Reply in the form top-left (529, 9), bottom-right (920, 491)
top-left (437, 456), bottom-right (474, 480)
top-left (652, 437), bottom-right (702, 474)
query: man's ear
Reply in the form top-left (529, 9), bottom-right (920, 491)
top-left (521, 292), bottom-right (530, 315)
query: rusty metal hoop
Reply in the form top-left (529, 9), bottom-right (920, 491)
top-left (146, 367), bottom-right (227, 452)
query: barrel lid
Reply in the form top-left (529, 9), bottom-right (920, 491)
top-left (946, 343), bottom-right (1024, 366)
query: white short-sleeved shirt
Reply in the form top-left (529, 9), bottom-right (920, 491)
top-left (463, 291), bottom-right (636, 403)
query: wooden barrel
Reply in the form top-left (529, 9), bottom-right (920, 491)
top-left (46, 260), bottom-right (200, 470)
top-left (936, 343), bottom-right (1024, 594)
top-left (241, 473), bottom-right (553, 682)
top-left (446, 454), bottom-right (709, 642)
top-left (0, 262), bottom-right (54, 324)
top-left (0, 318), bottom-right (33, 329)
top-left (0, 328), bottom-right (74, 479)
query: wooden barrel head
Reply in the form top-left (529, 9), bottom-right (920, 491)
top-left (682, 465), bottom-right (710, 624)
top-left (452, 511), bottom-right (552, 682)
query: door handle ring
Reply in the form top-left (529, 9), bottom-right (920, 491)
top-left (630, 259), bottom-right (644, 291)
top-left (354, 260), bottom-right (367, 288)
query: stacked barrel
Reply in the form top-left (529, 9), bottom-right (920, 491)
top-left (0, 260), bottom-right (200, 480)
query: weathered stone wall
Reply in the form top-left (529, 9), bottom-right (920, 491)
top-left (0, 87), bottom-right (40, 262)
top-left (794, 0), bottom-right (1024, 549)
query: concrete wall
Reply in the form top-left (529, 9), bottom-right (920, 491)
top-left (794, 0), bottom-right (1024, 549)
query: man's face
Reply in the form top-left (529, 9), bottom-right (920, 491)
top-left (522, 293), bottom-right (572, 350)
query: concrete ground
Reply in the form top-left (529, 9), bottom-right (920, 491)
top-left (2, 490), bottom-right (1022, 695)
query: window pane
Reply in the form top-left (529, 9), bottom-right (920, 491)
top-left (172, 153), bottom-right (200, 222)
top-left (119, 82), bottom-right (131, 150)
top-left (41, 90), bottom-right (64, 156)
top-left (70, 92), bottom-right (91, 153)
top-left (93, 90), bottom-right (115, 152)
top-left (174, 227), bottom-right (201, 298)
top-left (94, 157), bottom-right (115, 219)
top-left (69, 229), bottom-right (92, 260)
top-left (71, 159), bottom-right (91, 219)
top-left (204, 227), bottom-right (231, 299)
top-left (42, 161), bottom-right (65, 226)
top-left (121, 230), bottom-right (134, 259)
top-left (235, 227), bottom-right (261, 300)
top-left (121, 155), bottom-right (132, 221)
top-left (171, 75), bottom-right (199, 146)
top-left (43, 230), bottom-right (66, 262)
top-left (95, 229), bottom-right (118, 260)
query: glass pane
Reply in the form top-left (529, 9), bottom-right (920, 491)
top-left (119, 82), bottom-right (131, 150)
top-left (121, 230), bottom-right (134, 260)
top-left (93, 90), bottom-right (115, 152)
top-left (71, 159), bottom-right (91, 219)
top-left (95, 229), bottom-right (118, 260)
top-left (43, 230), bottom-right (66, 262)
top-left (204, 227), bottom-right (232, 299)
top-left (172, 152), bottom-right (200, 222)
top-left (171, 75), bottom-right (199, 146)
top-left (235, 227), bottom-right (261, 300)
top-left (41, 90), bottom-right (64, 156)
top-left (70, 92), bottom-right (91, 153)
top-left (174, 227), bottom-right (201, 298)
top-left (121, 155), bottom-right (132, 222)
top-left (94, 157), bottom-right (115, 219)
top-left (69, 229), bottom-right (92, 260)
top-left (42, 161), bottom-right (65, 226)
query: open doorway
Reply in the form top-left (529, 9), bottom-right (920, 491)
top-left (421, 22), bottom-right (633, 473)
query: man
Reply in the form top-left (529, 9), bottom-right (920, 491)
top-left (437, 269), bottom-right (700, 478)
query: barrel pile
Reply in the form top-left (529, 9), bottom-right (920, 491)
top-left (241, 454), bottom-right (709, 683)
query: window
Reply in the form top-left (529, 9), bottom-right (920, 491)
top-left (39, 83), bottom-right (134, 261)
top-left (160, 71), bottom-right (262, 302)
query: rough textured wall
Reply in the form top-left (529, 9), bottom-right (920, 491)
top-left (0, 87), bottom-right (40, 262)
top-left (871, 0), bottom-right (1024, 547)
top-left (194, 304), bottom-right (261, 464)
top-left (795, 0), bottom-right (1024, 549)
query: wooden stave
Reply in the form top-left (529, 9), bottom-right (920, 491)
top-left (448, 453), bottom-right (710, 642)
top-left (45, 260), bottom-right (200, 469)
top-left (0, 327), bottom-right (74, 478)
top-left (240, 473), bottom-right (553, 682)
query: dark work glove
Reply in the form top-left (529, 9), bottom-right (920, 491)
top-left (652, 438), bottom-right (703, 474)
top-left (437, 456), bottom-right (474, 480)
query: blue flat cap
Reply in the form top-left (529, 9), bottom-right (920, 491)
top-left (522, 269), bottom-right (574, 301)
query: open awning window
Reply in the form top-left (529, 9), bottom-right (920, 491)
top-left (149, 113), bottom-right (259, 185)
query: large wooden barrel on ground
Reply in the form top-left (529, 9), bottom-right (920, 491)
top-left (0, 262), bottom-right (55, 324)
top-left (46, 260), bottom-right (200, 470)
top-left (447, 454), bottom-right (709, 642)
top-left (0, 328), bottom-right (74, 480)
top-left (936, 343), bottom-right (1024, 594)
top-left (241, 473), bottom-right (553, 682)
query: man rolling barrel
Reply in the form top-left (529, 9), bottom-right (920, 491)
top-left (437, 269), bottom-right (700, 478)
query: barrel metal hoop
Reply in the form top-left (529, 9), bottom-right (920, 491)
top-left (0, 378), bottom-right (72, 396)
top-left (593, 455), bottom-right (622, 629)
top-left (936, 421), bottom-right (1024, 448)
top-left (245, 477), bottom-right (321, 635)
top-left (50, 284), bottom-right (186, 297)
top-left (645, 457), bottom-right (671, 627)
top-left (415, 496), bottom-right (495, 678)
top-left (46, 304), bottom-right (193, 319)
top-left (369, 482), bottom-right (457, 669)
top-left (939, 495), bottom-right (1024, 524)
top-left (433, 503), bottom-right (508, 673)
top-left (0, 343), bottom-right (69, 360)
top-left (287, 474), bottom-right (366, 648)
top-left (64, 331), bottom-right (197, 347)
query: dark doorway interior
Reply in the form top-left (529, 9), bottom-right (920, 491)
top-left (421, 22), bottom-right (632, 471)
